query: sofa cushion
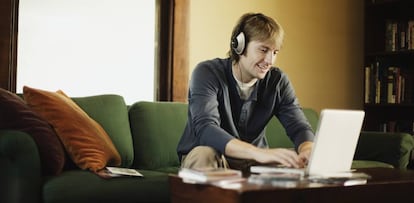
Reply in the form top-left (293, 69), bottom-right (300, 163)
top-left (266, 108), bottom-right (318, 148)
top-left (128, 101), bottom-right (188, 171)
top-left (355, 131), bottom-right (414, 169)
top-left (23, 86), bottom-right (121, 172)
top-left (72, 94), bottom-right (134, 168)
top-left (0, 88), bottom-right (65, 175)
top-left (351, 160), bottom-right (393, 168)
top-left (42, 170), bottom-right (170, 203)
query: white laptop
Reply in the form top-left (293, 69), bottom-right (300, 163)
top-left (250, 109), bottom-right (365, 178)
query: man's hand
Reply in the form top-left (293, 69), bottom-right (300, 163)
top-left (253, 148), bottom-right (305, 168)
top-left (224, 139), bottom-right (307, 168)
top-left (297, 141), bottom-right (313, 166)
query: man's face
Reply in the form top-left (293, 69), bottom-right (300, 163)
top-left (238, 39), bottom-right (279, 82)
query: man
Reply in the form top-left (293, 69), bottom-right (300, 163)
top-left (177, 13), bottom-right (314, 171)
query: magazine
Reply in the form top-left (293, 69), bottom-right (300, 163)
top-left (106, 167), bottom-right (143, 177)
top-left (96, 167), bottom-right (144, 178)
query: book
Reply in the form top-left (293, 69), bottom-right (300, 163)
top-left (365, 66), bottom-right (371, 103)
top-left (247, 173), bottom-right (302, 188)
top-left (387, 66), bottom-right (396, 104)
top-left (250, 165), bottom-right (306, 176)
top-left (385, 20), bottom-right (397, 51)
top-left (248, 173), bottom-right (302, 183)
top-left (308, 172), bottom-right (371, 186)
top-left (409, 20), bottom-right (414, 50)
top-left (248, 168), bottom-right (370, 186)
top-left (178, 168), bottom-right (242, 183)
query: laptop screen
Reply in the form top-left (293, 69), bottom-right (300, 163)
top-left (306, 109), bottom-right (365, 176)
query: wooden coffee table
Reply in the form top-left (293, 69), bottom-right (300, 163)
top-left (169, 168), bottom-right (414, 203)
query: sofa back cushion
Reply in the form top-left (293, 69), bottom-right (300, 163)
top-left (72, 94), bottom-right (134, 167)
top-left (266, 108), bottom-right (319, 148)
top-left (128, 101), bottom-right (188, 172)
top-left (129, 103), bottom-right (318, 171)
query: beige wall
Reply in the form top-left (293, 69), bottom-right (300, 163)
top-left (188, 0), bottom-right (364, 113)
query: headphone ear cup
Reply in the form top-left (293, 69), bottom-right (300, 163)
top-left (232, 32), bottom-right (245, 55)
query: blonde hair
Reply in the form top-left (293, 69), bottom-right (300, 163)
top-left (229, 13), bottom-right (284, 62)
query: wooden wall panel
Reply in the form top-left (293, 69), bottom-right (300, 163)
top-left (155, 0), bottom-right (173, 101)
top-left (0, 0), bottom-right (18, 92)
top-left (172, 0), bottom-right (189, 102)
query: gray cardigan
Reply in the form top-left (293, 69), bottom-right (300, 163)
top-left (177, 58), bottom-right (314, 160)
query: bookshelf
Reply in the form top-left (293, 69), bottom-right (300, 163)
top-left (363, 0), bottom-right (414, 134)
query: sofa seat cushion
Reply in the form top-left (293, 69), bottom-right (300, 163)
top-left (42, 170), bottom-right (170, 203)
top-left (153, 166), bottom-right (180, 174)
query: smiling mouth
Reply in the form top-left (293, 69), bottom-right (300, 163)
top-left (257, 64), bottom-right (269, 71)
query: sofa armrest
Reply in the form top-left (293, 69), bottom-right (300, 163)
top-left (354, 131), bottom-right (414, 169)
top-left (0, 130), bottom-right (42, 203)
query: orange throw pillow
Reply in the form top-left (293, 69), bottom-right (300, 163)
top-left (23, 86), bottom-right (121, 172)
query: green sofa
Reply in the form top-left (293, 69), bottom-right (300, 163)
top-left (1, 94), bottom-right (413, 203)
